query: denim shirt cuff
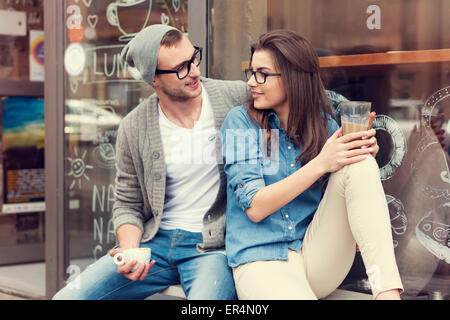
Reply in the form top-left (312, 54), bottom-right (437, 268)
top-left (235, 178), bottom-right (265, 212)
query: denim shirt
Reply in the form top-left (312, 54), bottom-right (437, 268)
top-left (220, 95), bottom-right (342, 268)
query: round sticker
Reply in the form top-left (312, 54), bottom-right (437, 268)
top-left (31, 34), bottom-right (45, 66)
top-left (64, 43), bottom-right (86, 77)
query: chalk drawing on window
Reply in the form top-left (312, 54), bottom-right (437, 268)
top-left (386, 195), bottom-right (408, 249)
top-left (161, 12), bottom-right (169, 25)
top-left (409, 132), bottom-right (450, 200)
top-left (66, 147), bottom-right (94, 190)
top-left (92, 143), bottom-right (116, 169)
top-left (372, 115), bottom-right (407, 181)
top-left (107, 0), bottom-right (153, 42)
top-left (413, 87), bottom-right (450, 200)
top-left (415, 202), bottom-right (450, 264)
top-left (172, 0), bottom-right (181, 12)
top-left (421, 86), bottom-right (450, 128)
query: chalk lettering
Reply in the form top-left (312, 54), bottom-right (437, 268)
top-left (93, 217), bottom-right (103, 244)
top-left (92, 184), bottom-right (115, 213)
top-left (106, 218), bottom-right (116, 244)
top-left (366, 5), bottom-right (381, 30)
top-left (66, 5), bottom-right (82, 30)
top-left (91, 50), bottom-right (129, 79)
top-left (93, 244), bottom-right (102, 260)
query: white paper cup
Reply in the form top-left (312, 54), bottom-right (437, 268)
top-left (113, 248), bottom-right (151, 272)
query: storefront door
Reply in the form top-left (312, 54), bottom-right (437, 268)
top-left (44, 0), bottom-right (207, 298)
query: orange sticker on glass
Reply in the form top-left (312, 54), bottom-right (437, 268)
top-left (69, 24), bottom-right (84, 43)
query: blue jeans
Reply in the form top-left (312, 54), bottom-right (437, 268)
top-left (52, 229), bottom-right (237, 300)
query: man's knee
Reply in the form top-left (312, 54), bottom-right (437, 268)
top-left (52, 284), bottom-right (82, 300)
top-left (52, 254), bottom-right (119, 300)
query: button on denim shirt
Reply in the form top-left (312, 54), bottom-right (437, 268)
top-left (220, 105), bottom-right (340, 268)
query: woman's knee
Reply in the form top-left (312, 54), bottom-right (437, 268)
top-left (342, 155), bottom-right (381, 180)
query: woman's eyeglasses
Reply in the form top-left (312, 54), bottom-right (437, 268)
top-left (244, 69), bottom-right (281, 84)
top-left (155, 46), bottom-right (202, 80)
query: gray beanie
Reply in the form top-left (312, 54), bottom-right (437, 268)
top-left (121, 24), bottom-right (178, 85)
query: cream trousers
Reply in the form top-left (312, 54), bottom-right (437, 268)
top-left (232, 155), bottom-right (404, 300)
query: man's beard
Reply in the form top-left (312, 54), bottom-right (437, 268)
top-left (160, 81), bottom-right (201, 102)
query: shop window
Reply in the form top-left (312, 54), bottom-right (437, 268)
top-left (210, 0), bottom-right (450, 300)
top-left (0, 0), bottom-right (45, 265)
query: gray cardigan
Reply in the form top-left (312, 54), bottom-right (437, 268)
top-left (112, 77), bottom-right (250, 251)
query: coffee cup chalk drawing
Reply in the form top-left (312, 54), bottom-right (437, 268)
top-left (107, 0), bottom-right (152, 42)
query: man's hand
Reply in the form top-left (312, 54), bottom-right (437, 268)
top-left (109, 247), bottom-right (156, 281)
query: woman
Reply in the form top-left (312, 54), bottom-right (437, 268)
top-left (220, 30), bottom-right (404, 300)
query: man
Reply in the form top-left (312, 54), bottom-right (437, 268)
top-left (53, 24), bottom-right (250, 300)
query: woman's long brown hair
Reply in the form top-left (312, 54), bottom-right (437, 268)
top-left (247, 30), bottom-right (336, 175)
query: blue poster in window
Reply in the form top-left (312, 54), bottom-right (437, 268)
top-left (1, 97), bottom-right (45, 214)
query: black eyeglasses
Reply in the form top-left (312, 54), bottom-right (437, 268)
top-left (244, 68), bottom-right (281, 84)
top-left (155, 46), bottom-right (202, 80)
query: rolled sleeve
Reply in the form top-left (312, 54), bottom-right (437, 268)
top-left (220, 107), bottom-right (266, 212)
top-left (233, 177), bottom-right (265, 212)
top-left (112, 211), bottom-right (144, 234)
top-left (112, 122), bottom-right (145, 234)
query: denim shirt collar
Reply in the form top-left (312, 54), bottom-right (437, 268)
top-left (268, 111), bottom-right (282, 129)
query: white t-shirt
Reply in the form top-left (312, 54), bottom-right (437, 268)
top-left (158, 85), bottom-right (220, 232)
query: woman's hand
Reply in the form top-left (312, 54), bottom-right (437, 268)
top-left (315, 127), bottom-right (376, 173)
top-left (364, 112), bottom-right (379, 157)
top-left (361, 129), bottom-right (379, 158)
